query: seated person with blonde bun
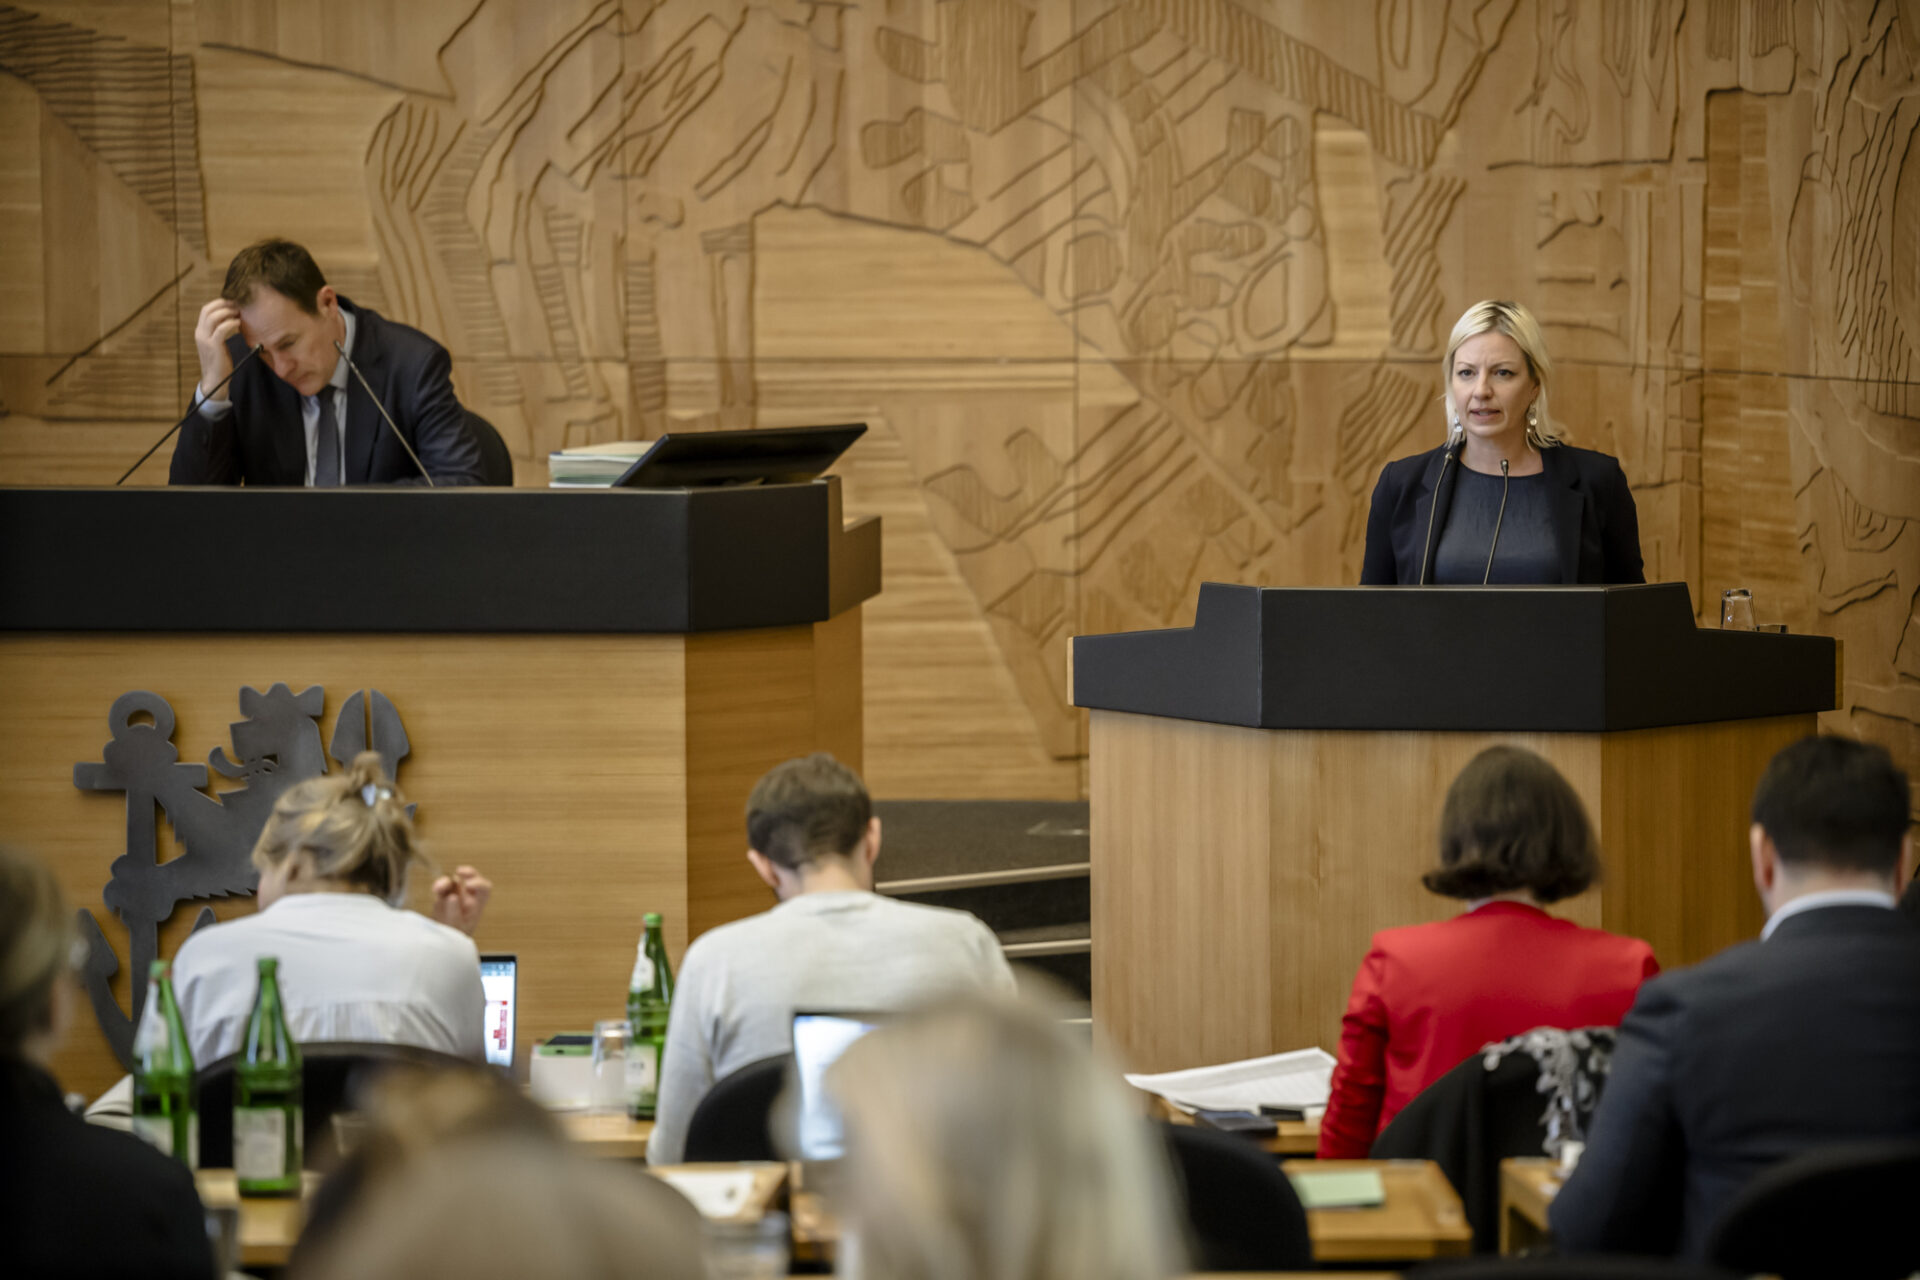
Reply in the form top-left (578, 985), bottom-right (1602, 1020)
top-left (1317, 746), bottom-right (1659, 1159)
top-left (1361, 299), bottom-right (1645, 585)
top-left (170, 752), bottom-right (491, 1064)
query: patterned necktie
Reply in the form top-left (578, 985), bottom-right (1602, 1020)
top-left (313, 392), bottom-right (341, 486)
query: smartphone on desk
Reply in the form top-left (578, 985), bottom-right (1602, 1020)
top-left (1193, 1108), bottom-right (1279, 1136)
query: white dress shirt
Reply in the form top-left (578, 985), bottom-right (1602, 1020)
top-left (168, 890), bottom-right (484, 1065)
top-left (196, 308), bottom-right (356, 485)
top-left (1760, 887), bottom-right (1897, 940)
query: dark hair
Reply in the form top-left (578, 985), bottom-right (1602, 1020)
top-left (745, 753), bottom-right (871, 872)
top-left (1751, 736), bottom-right (1910, 875)
top-left (1423, 746), bottom-right (1600, 903)
top-left (223, 238), bottom-right (328, 314)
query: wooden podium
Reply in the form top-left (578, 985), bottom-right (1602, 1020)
top-left (0, 480), bottom-right (878, 1098)
top-left (1071, 583), bottom-right (1840, 1074)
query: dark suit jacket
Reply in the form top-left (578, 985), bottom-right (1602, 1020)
top-left (168, 296), bottom-right (484, 486)
top-left (1548, 905), bottom-right (1920, 1258)
top-left (1359, 442), bottom-right (1645, 584)
top-left (0, 1058), bottom-right (215, 1279)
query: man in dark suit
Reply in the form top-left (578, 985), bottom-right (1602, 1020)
top-left (1550, 735), bottom-right (1920, 1258)
top-left (169, 239), bottom-right (484, 486)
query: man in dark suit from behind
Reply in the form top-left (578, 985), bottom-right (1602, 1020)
top-left (1550, 735), bottom-right (1920, 1258)
top-left (169, 238), bottom-right (484, 486)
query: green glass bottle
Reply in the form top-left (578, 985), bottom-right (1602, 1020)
top-left (131, 959), bottom-right (197, 1167)
top-left (234, 956), bottom-right (303, 1197)
top-left (626, 912), bottom-right (674, 1120)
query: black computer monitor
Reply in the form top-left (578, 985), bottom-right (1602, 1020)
top-left (610, 423), bottom-right (866, 489)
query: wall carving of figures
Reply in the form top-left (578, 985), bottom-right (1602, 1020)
top-left (1, 0), bottom-right (1916, 809)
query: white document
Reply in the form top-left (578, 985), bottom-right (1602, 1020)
top-left (1124, 1047), bottom-right (1336, 1114)
top-left (658, 1169), bottom-right (762, 1219)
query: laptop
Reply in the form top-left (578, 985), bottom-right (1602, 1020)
top-left (480, 953), bottom-right (518, 1071)
top-left (790, 1010), bottom-right (889, 1162)
top-left (610, 423), bottom-right (866, 488)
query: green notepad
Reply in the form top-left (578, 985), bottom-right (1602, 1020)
top-left (1288, 1169), bottom-right (1386, 1210)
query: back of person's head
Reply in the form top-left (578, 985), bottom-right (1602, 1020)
top-left (291, 1134), bottom-right (706, 1280)
top-left (745, 752), bottom-right (871, 871)
top-left (222, 238), bottom-right (328, 313)
top-left (252, 752), bottom-right (423, 902)
top-left (0, 846), bottom-right (75, 1058)
top-left (1752, 735), bottom-right (1910, 875)
top-left (827, 990), bottom-right (1186, 1280)
top-left (1424, 745), bottom-right (1600, 904)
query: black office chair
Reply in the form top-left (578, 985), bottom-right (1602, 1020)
top-left (1374, 1027), bottom-right (1617, 1254)
top-left (197, 1041), bottom-right (475, 1169)
top-left (682, 1055), bottom-right (789, 1163)
top-left (1703, 1138), bottom-right (1920, 1280)
top-left (1410, 1259), bottom-right (1740, 1279)
top-left (462, 408), bottom-right (515, 486)
top-left (1162, 1122), bottom-right (1313, 1272)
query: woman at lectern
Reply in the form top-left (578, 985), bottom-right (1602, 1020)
top-left (1316, 746), bottom-right (1659, 1160)
top-left (1359, 300), bottom-right (1645, 585)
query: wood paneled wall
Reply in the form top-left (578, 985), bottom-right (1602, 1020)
top-left (2, 0), bottom-right (1916, 813)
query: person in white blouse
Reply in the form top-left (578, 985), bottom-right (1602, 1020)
top-left (89, 753), bottom-right (490, 1121)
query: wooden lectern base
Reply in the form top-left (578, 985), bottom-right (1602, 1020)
top-left (0, 610), bottom-right (860, 1100)
top-left (1090, 708), bottom-right (1811, 1074)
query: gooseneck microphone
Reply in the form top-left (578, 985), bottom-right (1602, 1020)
top-left (334, 339), bottom-right (434, 487)
top-left (117, 344), bottom-right (265, 485)
top-left (1417, 433), bottom-right (1462, 585)
top-left (1481, 457), bottom-right (1511, 585)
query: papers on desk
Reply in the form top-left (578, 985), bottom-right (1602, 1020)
top-left (546, 441), bottom-right (649, 488)
top-left (1289, 1168), bottom-right (1386, 1210)
top-left (656, 1169), bottom-right (762, 1219)
top-left (1124, 1047), bottom-right (1335, 1115)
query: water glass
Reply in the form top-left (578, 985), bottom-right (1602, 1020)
top-left (704, 1212), bottom-right (791, 1280)
top-left (590, 1019), bottom-right (631, 1115)
top-left (1720, 588), bottom-right (1756, 630)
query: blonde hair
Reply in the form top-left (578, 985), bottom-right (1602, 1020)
top-left (252, 752), bottom-right (424, 903)
top-left (1443, 299), bottom-right (1564, 447)
top-left (827, 991), bottom-right (1186, 1280)
top-left (0, 846), bottom-right (76, 1054)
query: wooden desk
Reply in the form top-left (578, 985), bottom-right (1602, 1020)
top-left (559, 1110), bottom-right (656, 1159)
top-left (1149, 1095), bottom-right (1322, 1156)
top-left (1500, 1157), bottom-right (1562, 1253)
top-left (194, 1169), bottom-right (321, 1269)
top-left (644, 1162), bottom-right (788, 1222)
top-left (1283, 1159), bottom-right (1473, 1264)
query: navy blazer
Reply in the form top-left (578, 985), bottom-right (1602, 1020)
top-left (1549, 905), bottom-right (1920, 1258)
top-left (1359, 442), bottom-right (1644, 584)
top-left (168, 296), bottom-right (484, 486)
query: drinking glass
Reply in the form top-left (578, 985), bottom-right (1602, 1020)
top-left (1720, 588), bottom-right (1755, 630)
top-left (590, 1019), bottom-right (631, 1115)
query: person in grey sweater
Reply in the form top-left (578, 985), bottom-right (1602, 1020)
top-left (646, 754), bottom-right (1016, 1165)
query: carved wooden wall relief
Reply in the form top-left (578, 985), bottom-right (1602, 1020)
top-left (1, 0), bottom-right (1914, 809)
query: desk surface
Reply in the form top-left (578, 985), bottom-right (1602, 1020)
top-left (1282, 1159), bottom-right (1473, 1263)
top-left (558, 1110), bottom-right (656, 1158)
top-left (194, 1169), bottom-right (320, 1269)
top-left (1149, 1094), bottom-right (1321, 1156)
top-left (1500, 1156), bottom-right (1563, 1252)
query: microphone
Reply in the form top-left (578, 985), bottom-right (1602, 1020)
top-left (334, 339), bottom-right (435, 487)
top-left (1482, 458), bottom-right (1511, 585)
top-left (1417, 432), bottom-right (1462, 585)
top-left (117, 344), bottom-right (264, 485)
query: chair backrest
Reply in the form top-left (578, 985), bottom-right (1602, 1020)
top-left (462, 408), bottom-right (515, 486)
top-left (1162, 1123), bottom-right (1313, 1272)
top-left (682, 1055), bottom-right (789, 1163)
top-left (1373, 1027), bottom-right (1616, 1253)
top-left (1703, 1138), bottom-right (1920, 1280)
top-left (197, 1041), bottom-right (476, 1169)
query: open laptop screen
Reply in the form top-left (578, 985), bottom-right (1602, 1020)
top-left (791, 1011), bottom-right (887, 1161)
top-left (480, 954), bottom-right (517, 1070)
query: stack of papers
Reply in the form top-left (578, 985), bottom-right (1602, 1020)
top-left (547, 441), bottom-right (650, 488)
top-left (1124, 1047), bottom-right (1336, 1115)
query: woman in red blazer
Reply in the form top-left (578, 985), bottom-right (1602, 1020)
top-left (1317, 746), bottom-right (1659, 1159)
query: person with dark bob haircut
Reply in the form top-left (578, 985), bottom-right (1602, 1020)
top-left (1318, 746), bottom-right (1659, 1158)
top-left (1552, 736), bottom-right (1920, 1258)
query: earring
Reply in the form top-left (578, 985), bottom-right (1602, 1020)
top-left (1527, 404), bottom-right (1539, 429)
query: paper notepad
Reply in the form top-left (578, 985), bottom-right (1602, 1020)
top-left (1124, 1048), bottom-right (1336, 1114)
top-left (657, 1169), bottom-right (760, 1219)
top-left (1288, 1169), bottom-right (1386, 1210)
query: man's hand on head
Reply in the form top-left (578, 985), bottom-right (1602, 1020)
top-left (194, 298), bottom-right (243, 397)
